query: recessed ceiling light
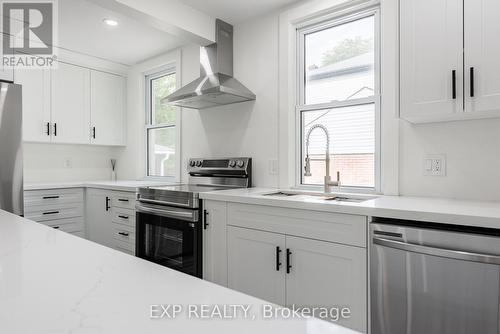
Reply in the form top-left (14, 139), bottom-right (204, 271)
top-left (103, 18), bottom-right (118, 27)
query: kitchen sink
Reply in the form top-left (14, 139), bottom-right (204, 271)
top-left (262, 190), bottom-right (376, 203)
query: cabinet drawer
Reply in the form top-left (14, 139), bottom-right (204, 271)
top-left (112, 192), bottom-right (136, 210)
top-left (113, 239), bottom-right (135, 255)
top-left (111, 223), bottom-right (135, 244)
top-left (43, 217), bottom-right (84, 233)
top-left (111, 208), bottom-right (135, 228)
top-left (227, 203), bottom-right (367, 248)
top-left (25, 202), bottom-right (84, 222)
top-left (24, 188), bottom-right (84, 208)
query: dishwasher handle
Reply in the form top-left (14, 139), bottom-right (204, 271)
top-left (373, 236), bottom-right (500, 265)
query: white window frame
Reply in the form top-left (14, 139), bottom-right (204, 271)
top-left (144, 62), bottom-right (182, 181)
top-left (294, 7), bottom-right (381, 193)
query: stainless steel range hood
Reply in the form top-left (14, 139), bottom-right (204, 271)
top-left (162, 19), bottom-right (256, 110)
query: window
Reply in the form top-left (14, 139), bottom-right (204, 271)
top-left (297, 10), bottom-right (379, 191)
top-left (146, 68), bottom-right (178, 177)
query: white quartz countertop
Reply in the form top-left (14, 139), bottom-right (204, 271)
top-left (200, 188), bottom-right (500, 229)
top-left (24, 180), bottom-right (177, 192)
top-left (0, 210), bottom-right (359, 334)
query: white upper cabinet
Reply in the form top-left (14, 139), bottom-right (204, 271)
top-left (18, 60), bottom-right (126, 146)
top-left (400, 0), bottom-right (463, 123)
top-left (464, 0), bottom-right (500, 114)
top-left (400, 0), bottom-right (500, 123)
top-left (51, 62), bottom-right (91, 144)
top-left (90, 70), bottom-right (126, 146)
top-left (15, 69), bottom-right (51, 142)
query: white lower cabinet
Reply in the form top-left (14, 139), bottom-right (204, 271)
top-left (284, 235), bottom-right (366, 332)
top-left (224, 202), bottom-right (368, 333)
top-left (227, 226), bottom-right (286, 305)
top-left (86, 188), bottom-right (113, 247)
top-left (86, 188), bottom-right (136, 254)
top-left (24, 188), bottom-right (85, 237)
top-left (203, 200), bottom-right (229, 286)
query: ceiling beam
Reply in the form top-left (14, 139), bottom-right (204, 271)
top-left (89, 0), bottom-right (216, 46)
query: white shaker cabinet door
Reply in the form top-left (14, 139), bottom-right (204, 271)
top-left (227, 226), bottom-right (286, 305)
top-left (51, 62), bottom-right (91, 144)
top-left (284, 236), bottom-right (367, 333)
top-left (15, 69), bottom-right (51, 142)
top-left (464, 0), bottom-right (500, 115)
top-left (86, 188), bottom-right (113, 247)
top-left (400, 0), bottom-right (463, 122)
top-left (202, 200), bottom-right (228, 287)
top-left (90, 70), bottom-right (125, 146)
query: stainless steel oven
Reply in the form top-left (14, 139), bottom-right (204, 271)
top-left (136, 199), bottom-right (202, 277)
top-left (136, 158), bottom-right (252, 278)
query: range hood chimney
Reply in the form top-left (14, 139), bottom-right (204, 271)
top-left (162, 19), bottom-right (256, 110)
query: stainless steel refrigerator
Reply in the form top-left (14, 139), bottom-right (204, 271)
top-left (0, 81), bottom-right (23, 216)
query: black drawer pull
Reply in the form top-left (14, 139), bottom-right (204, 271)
top-left (118, 199), bottom-right (129, 202)
top-left (118, 232), bottom-right (129, 237)
top-left (46, 122), bottom-right (50, 136)
top-left (42, 196), bottom-right (60, 199)
top-left (286, 248), bottom-right (292, 274)
top-left (105, 196), bottom-right (110, 211)
top-left (43, 211), bottom-right (59, 215)
top-left (52, 226), bottom-right (60, 229)
top-left (452, 70), bottom-right (457, 99)
top-left (118, 215), bottom-right (129, 219)
top-left (53, 123), bottom-right (57, 136)
top-left (203, 210), bottom-right (209, 229)
top-left (470, 67), bottom-right (475, 97)
top-left (276, 246), bottom-right (282, 271)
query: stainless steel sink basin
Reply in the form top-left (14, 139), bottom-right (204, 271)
top-left (262, 190), bottom-right (376, 203)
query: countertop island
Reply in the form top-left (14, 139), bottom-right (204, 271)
top-left (0, 209), bottom-right (359, 334)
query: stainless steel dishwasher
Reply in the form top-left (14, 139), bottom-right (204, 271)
top-left (370, 217), bottom-right (500, 334)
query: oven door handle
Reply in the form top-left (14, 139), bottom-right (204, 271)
top-left (135, 203), bottom-right (198, 222)
top-left (138, 198), bottom-right (193, 209)
top-left (373, 237), bottom-right (500, 265)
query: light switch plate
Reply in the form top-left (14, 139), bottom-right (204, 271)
top-left (423, 154), bottom-right (446, 176)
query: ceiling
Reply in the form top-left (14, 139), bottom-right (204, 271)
top-left (58, 0), bottom-right (185, 65)
top-left (179, 0), bottom-right (304, 24)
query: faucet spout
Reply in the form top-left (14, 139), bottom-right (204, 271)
top-left (304, 124), bottom-right (341, 193)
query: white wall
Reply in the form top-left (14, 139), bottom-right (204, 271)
top-left (180, 14), bottom-right (280, 187)
top-left (120, 14), bottom-right (280, 188)
top-left (24, 143), bottom-right (123, 183)
top-left (399, 119), bottom-right (500, 201)
top-left (116, 0), bottom-right (500, 201)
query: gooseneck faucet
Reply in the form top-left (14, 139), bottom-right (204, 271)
top-left (304, 124), bottom-right (341, 193)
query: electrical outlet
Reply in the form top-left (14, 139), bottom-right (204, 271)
top-left (64, 158), bottom-right (72, 169)
top-left (423, 154), bottom-right (446, 176)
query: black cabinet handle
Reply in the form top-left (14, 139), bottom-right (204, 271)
top-left (470, 67), bottom-right (475, 97)
top-left (118, 199), bottom-right (129, 202)
top-left (452, 70), bottom-right (457, 99)
top-left (46, 122), bottom-right (50, 136)
top-left (42, 195), bottom-right (60, 199)
top-left (286, 248), bottom-right (292, 274)
top-left (92, 126), bottom-right (96, 139)
top-left (43, 211), bottom-right (59, 215)
top-left (203, 210), bottom-right (209, 229)
top-left (105, 196), bottom-right (110, 211)
top-left (118, 215), bottom-right (129, 219)
top-left (53, 123), bottom-right (57, 136)
top-left (118, 232), bottom-right (129, 237)
top-left (276, 246), bottom-right (282, 271)
top-left (52, 226), bottom-right (60, 229)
